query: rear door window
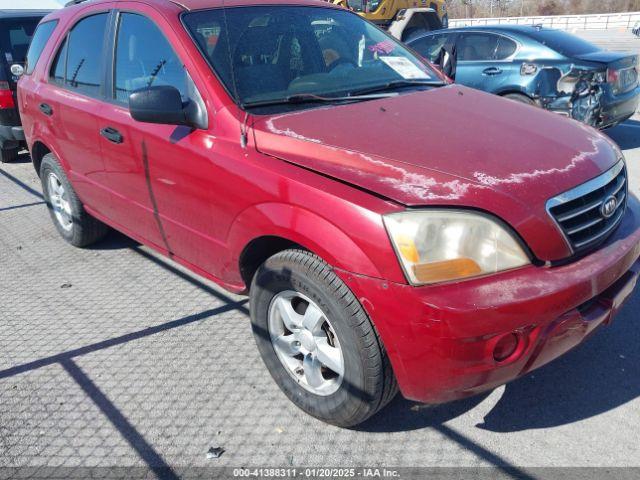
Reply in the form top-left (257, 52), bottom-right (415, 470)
top-left (63, 13), bottom-right (109, 97)
top-left (495, 36), bottom-right (517, 59)
top-left (50, 37), bottom-right (67, 85)
top-left (113, 13), bottom-right (188, 103)
top-left (458, 33), bottom-right (515, 61)
top-left (25, 20), bottom-right (58, 75)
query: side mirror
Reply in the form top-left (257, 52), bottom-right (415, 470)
top-left (129, 85), bottom-right (202, 128)
top-left (10, 64), bottom-right (24, 78)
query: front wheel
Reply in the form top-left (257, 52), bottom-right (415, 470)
top-left (250, 249), bottom-right (398, 427)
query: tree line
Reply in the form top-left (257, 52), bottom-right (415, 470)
top-left (447, 0), bottom-right (640, 18)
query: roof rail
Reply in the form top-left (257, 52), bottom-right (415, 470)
top-left (64, 0), bottom-right (91, 6)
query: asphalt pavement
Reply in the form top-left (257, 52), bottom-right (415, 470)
top-left (1, 29), bottom-right (639, 478)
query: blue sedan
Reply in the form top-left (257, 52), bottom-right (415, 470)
top-left (406, 25), bottom-right (640, 128)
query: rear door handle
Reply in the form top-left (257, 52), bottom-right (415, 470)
top-left (482, 67), bottom-right (503, 76)
top-left (100, 127), bottom-right (123, 144)
top-left (39, 103), bottom-right (53, 116)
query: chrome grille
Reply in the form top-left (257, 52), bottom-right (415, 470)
top-left (547, 161), bottom-right (627, 254)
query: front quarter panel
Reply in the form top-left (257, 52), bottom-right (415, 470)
top-left (221, 142), bottom-right (409, 288)
top-left (226, 202), bottom-right (391, 283)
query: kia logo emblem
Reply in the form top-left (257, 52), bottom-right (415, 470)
top-left (601, 196), bottom-right (618, 219)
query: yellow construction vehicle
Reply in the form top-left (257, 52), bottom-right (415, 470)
top-left (330, 0), bottom-right (448, 41)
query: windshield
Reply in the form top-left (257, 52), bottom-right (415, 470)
top-left (183, 6), bottom-right (441, 109)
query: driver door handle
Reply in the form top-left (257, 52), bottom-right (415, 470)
top-left (39, 103), bottom-right (53, 116)
top-left (482, 67), bottom-right (503, 76)
top-left (100, 127), bottom-right (123, 144)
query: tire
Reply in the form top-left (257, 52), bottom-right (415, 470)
top-left (40, 153), bottom-right (109, 247)
top-left (0, 146), bottom-right (19, 163)
top-left (250, 249), bottom-right (398, 427)
top-left (503, 93), bottom-right (536, 106)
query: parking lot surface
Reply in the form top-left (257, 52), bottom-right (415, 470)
top-left (1, 30), bottom-right (640, 475)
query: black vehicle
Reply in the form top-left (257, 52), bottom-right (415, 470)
top-left (0, 10), bottom-right (49, 163)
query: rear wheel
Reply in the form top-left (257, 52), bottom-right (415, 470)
top-left (250, 249), bottom-right (398, 427)
top-left (0, 146), bottom-right (19, 163)
top-left (503, 93), bottom-right (536, 106)
top-left (40, 153), bottom-right (109, 247)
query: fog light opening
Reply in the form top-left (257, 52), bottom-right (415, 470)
top-left (493, 333), bottom-right (520, 363)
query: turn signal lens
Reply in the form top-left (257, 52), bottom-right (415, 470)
top-left (412, 258), bottom-right (481, 284)
top-left (396, 234), bottom-right (419, 263)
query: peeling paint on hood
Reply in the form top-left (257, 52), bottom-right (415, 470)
top-left (252, 85), bottom-right (622, 261)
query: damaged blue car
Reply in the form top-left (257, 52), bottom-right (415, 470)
top-left (407, 25), bottom-right (640, 128)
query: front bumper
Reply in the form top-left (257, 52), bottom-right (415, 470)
top-left (337, 196), bottom-right (640, 404)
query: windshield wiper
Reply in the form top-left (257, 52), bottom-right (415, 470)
top-left (241, 92), bottom-right (398, 109)
top-left (350, 79), bottom-right (446, 96)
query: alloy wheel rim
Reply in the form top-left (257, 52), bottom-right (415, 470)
top-left (47, 173), bottom-right (73, 231)
top-left (268, 290), bottom-right (344, 396)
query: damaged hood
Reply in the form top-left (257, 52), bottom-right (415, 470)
top-left (252, 85), bottom-right (621, 261)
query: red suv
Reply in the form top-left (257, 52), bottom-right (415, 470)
top-left (18, 0), bottom-right (640, 426)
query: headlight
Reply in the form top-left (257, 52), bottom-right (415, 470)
top-left (383, 210), bottom-right (530, 285)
